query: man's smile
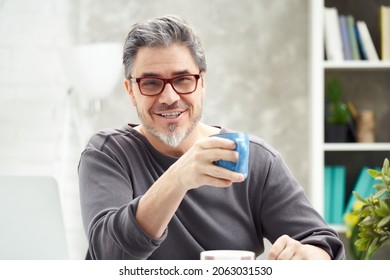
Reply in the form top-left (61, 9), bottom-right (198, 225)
top-left (159, 111), bottom-right (184, 119)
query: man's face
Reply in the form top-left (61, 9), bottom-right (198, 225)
top-left (124, 43), bottom-right (205, 148)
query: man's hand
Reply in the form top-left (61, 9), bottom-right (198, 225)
top-left (267, 235), bottom-right (331, 260)
top-left (169, 137), bottom-right (245, 192)
top-left (135, 136), bottom-right (245, 238)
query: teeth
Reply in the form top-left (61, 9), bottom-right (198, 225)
top-left (160, 112), bottom-right (181, 118)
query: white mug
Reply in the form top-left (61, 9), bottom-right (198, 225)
top-left (200, 250), bottom-right (255, 260)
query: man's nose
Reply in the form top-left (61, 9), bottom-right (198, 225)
top-left (158, 83), bottom-right (180, 105)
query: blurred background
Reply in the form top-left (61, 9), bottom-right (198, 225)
top-left (0, 0), bottom-right (310, 259)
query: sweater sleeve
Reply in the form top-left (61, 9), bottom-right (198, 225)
top-left (258, 154), bottom-right (345, 260)
top-left (78, 143), bottom-right (167, 259)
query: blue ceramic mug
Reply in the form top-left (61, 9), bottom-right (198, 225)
top-left (211, 132), bottom-right (249, 179)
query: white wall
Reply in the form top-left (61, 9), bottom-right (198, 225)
top-left (0, 0), bottom-right (87, 259)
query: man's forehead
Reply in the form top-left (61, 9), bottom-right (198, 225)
top-left (132, 44), bottom-right (198, 76)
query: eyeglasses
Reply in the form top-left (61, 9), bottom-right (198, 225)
top-left (130, 73), bottom-right (201, 96)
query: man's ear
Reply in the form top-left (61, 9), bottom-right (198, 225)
top-left (124, 79), bottom-right (136, 106)
top-left (200, 71), bottom-right (206, 95)
top-left (200, 71), bottom-right (206, 87)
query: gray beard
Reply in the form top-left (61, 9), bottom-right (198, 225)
top-left (149, 124), bottom-right (186, 148)
top-left (136, 100), bottom-right (203, 148)
top-left (145, 115), bottom-right (201, 148)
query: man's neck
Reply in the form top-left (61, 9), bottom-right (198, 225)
top-left (136, 123), bottom-right (220, 157)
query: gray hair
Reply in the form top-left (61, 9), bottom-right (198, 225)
top-left (122, 15), bottom-right (207, 78)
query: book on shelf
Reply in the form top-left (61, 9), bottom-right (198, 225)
top-left (380, 5), bottom-right (390, 60)
top-left (323, 6), bottom-right (381, 61)
top-left (339, 15), bottom-right (352, 60)
top-left (324, 166), bottom-right (346, 224)
top-left (324, 7), bottom-right (344, 61)
top-left (356, 21), bottom-right (380, 61)
top-left (346, 15), bottom-right (361, 60)
top-left (324, 166), bottom-right (333, 223)
top-left (332, 166), bottom-right (346, 224)
top-left (344, 167), bottom-right (380, 216)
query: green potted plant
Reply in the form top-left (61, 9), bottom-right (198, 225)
top-left (345, 158), bottom-right (390, 259)
top-left (325, 78), bottom-right (352, 142)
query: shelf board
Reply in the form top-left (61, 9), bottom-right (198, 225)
top-left (324, 143), bottom-right (390, 151)
top-left (329, 224), bottom-right (346, 233)
top-left (323, 61), bottom-right (390, 70)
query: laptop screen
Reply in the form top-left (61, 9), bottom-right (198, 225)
top-left (0, 176), bottom-right (69, 260)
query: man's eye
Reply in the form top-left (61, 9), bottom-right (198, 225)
top-left (141, 79), bottom-right (161, 87)
top-left (174, 76), bottom-right (193, 83)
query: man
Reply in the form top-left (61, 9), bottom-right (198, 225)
top-left (78, 15), bottom-right (345, 260)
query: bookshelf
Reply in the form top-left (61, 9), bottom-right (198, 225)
top-left (309, 0), bottom-right (390, 230)
top-left (324, 61), bottom-right (390, 70)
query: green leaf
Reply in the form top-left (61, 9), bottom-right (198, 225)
top-left (383, 159), bottom-right (389, 172)
top-left (382, 159), bottom-right (390, 184)
top-left (373, 183), bottom-right (387, 191)
top-left (359, 216), bottom-right (376, 226)
top-left (357, 231), bottom-right (375, 239)
top-left (353, 191), bottom-right (367, 203)
top-left (379, 198), bottom-right (390, 212)
top-left (368, 169), bottom-right (381, 180)
top-left (377, 216), bottom-right (390, 228)
top-left (374, 208), bottom-right (388, 218)
top-left (365, 238), bottom-right (380, 260)
top-left (373, 188), bottom-right (388, 198)
top-left (355, 238), bottom-right (368, 250)
top-left (379, 235), bottom-right (390, 243)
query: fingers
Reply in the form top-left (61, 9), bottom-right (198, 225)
top-left (196, 161), bottom-right (245, 184)
top-left (267, 235), bottom-right (302, 260)
top-left (196, 137), bottom-right (240, 164)
top-left (267, 235), bottom-right (332, 260)
top-left (173, 137), bottom-right (245, 190)
top-left (199, 136), bottom-right (237, 150)
top-left (194, 138), bottom-right (243, 180)
top-left (191, 137), bottom-right (235, 151)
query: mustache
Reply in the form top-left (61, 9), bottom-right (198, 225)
top-left (152, 101), bottom-right (189, 112)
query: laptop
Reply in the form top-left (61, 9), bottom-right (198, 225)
top-left (0, 176), bottom-right (69, 259)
